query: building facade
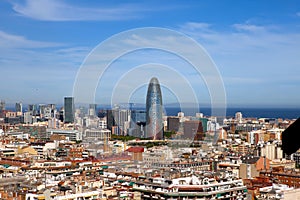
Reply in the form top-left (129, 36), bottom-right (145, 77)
top-left (84, 128), bottom-right (111, 140)
top-left (15, 102), bottom-right (22, 112)
top-left (64, 97), bottom-right (74, 123)
top-left (130, 110), bottom-right (146, 137)
top-left (145, 77), bottom-right (163, 139)
top-left (167, 117), bottom-right (180, 132)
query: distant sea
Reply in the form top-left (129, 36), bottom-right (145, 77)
top-left (5, 106), bottom-right (300, 120)
top-left (164, 107), bottom-right (300, 119)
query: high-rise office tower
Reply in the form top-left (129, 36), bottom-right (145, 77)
top-left (15, 102), bottom-right (22, 112)
top-left (130, 110), bottom-right (146, 137)
top-left (118, 109), bottom-right (131, 135)
top-left (28, 104), bottom-right (37, 115)
top-left (106, 109), bottom-right (115, 131)
top-left (146, 77), bottom-right (163, 139)
top-left (64, 97), bottom-right (75, 123)
top-left (111, 106), bottom-right (131, 136)
top-left (88, 104), bottom-right (97, 116)
top-left (131, 110), bottom-right (146, 126)
top-left (39, 104), bottom-right (46, 116)
top-left (44, 104), bottom-right (56, 119)
top-left (48, 104), bottom-right (56, 118)
top-left (24, 111), bottom-right (33, 124)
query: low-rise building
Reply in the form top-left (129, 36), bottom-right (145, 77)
top-left (47, 129), bottom-right (82, 141)
top-left (260, 167), bottom-right (300, 188)
top-left (133, 176), bottom-right (249, 199)
top-left (84, 128), bottom-right (111, 140)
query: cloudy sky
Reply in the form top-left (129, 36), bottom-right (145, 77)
top-left (1, 0), bottom-right (300, 108)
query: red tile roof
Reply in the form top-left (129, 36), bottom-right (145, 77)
top-left (126, 147), bottom-right (144, 153)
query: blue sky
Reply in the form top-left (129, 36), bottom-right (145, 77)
top-left (0, 0), bottom-right (300, 108)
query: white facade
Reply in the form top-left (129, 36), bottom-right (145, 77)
top-left (207, 120), bottom-right (220, 132)
top-left (24, 111), bottom-right (33, 124)
top-left (44, 107), bottom-right (52, 119)
top-left (261, 142), bottom-right (283, 160)
top-left (259, 184), bottom-right (297, 200)
top-left (235, 112), bottom-right (243, 123)
top-left (178, 112), bottom-right (184, 118)
top-left (143, 146), bottom-right (173, 167)
top-left (47, 129), bottom-right (82, 141)
top-left (25, 190), bottom-right (100, 200)
top-left (99, 118), bottom-right (107, 129)
top-left (84, 129), bottom-right (111, 140)
top-left (196, 112), bottom-right (204, 118)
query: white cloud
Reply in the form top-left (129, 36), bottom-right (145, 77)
top-left (179, 21), bottom-right (300, 58)
top-left (0, 30), bottom-right (62, 48)
top-left (11, 0), bottom-right (152, 21)
top-left (180, 22), bottom-right (212, 32)
top-left (232, 23), bottom-right (267, 32)
top-left (0, 30), bottom-right (91, 103)
top-left (178, 21), bottom-right (300, 105)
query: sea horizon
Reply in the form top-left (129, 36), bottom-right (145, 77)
top-left (4, 105), bottom-right (299, 120)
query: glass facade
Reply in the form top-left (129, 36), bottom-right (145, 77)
top-left (146, 77), bottom-right (163, 139)
top-left (64, 97), bottom-right (74, 123)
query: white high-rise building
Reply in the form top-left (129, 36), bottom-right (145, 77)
top-left (113, 108), bottom-right (131, 136)
top-left (235, 112), bottom-right (243, 123)
top-left (24, 111), bottom-right (33, 124)
top-left (261, 142), bottom-right (283, 160)
top-left (44, 107), bottom-right (52, 119)
top-left (88, 104), bottom-right (97, 116)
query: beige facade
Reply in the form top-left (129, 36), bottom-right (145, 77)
top-left (239, 163), bottom-right (259, 179)
top-left (283, 188), bottom-right (300, 200)
top-left (16, 146), bottom-right (37, 155)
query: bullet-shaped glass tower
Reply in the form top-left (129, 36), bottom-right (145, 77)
top-left (146, 77), bottom-right (163, 139)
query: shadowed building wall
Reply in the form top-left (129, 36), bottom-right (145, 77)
top-left (64, 97), bottom-right (74, 123)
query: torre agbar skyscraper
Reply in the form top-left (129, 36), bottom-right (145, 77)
top-left (146, 77), bottom-right (163, 139)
